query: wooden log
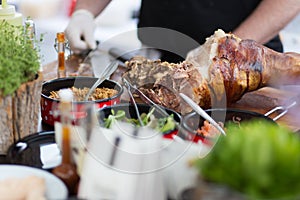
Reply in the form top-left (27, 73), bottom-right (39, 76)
top-left (0, 72), bottom-right (43, 154)
top-left (0, 95), bottom-right (14, 155)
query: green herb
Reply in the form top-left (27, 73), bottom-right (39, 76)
top-left (159, 114), bottom-right (176, 133)
top-left (193, 120), bottom-right (300, 199)
top-left (104, 109), bottom-right (126, 128)
top-left (142, 107), bottom-right (155, 126)
top-left (104, 108), bottom-right (176, 133)
top-left (0, 20), bottom-right (43, 96)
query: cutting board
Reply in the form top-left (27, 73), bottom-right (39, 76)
top-left (232, 86), bottom-right (300, 131)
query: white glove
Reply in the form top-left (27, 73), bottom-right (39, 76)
top-left (65, 9), bottom-right (97, 54)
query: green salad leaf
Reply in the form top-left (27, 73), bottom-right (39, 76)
top-left (104, 108), bottom-right (176, 134)
top-left (193, 120), bottom-right (300, 199)
top-left (104, 109), bottom-right (126, 128)
top-left (158, 114), bottom-right (176, 133)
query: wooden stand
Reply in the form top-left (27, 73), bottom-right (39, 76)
top-left (0, 72), bottom-right (43, 154)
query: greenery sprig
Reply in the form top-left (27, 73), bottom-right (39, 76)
top-left (0, 20), bottom-right (43, 96)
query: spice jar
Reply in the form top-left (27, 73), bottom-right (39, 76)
top-left (56, 32), bottom-right (67, 78)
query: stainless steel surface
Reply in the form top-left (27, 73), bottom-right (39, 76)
top-left (179, 93), bottom-right (226, 136)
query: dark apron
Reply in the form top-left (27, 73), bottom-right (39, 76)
top-left (137, 0), bottom-right (283, 62)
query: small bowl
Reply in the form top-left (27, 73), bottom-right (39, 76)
top-left (182, 108), bottom-right (276, 144)
top-left (97, 103), bottom-right (181, 138)
top-left (41, 77), bottom-right (123, 126)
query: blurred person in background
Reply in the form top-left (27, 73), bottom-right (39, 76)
top-left (65, 0), bottom-right (300, 62)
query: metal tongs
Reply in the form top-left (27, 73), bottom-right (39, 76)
top-left (179, 93), bottom-right (226, 136)
top-left (123, 78), bottom-right (144, 126)
top-left (122, 78), bottom-right (187, 142)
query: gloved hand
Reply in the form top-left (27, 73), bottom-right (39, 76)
top-left (65, 9), bottom-right (97, 54)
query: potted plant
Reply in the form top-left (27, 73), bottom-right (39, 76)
top-left (0, 20), bottom-right (43, 154)
top-left (192, 120), bottom-right (300, 200)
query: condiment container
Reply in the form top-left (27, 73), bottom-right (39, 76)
top-left (52, 89), bottom-right (80, 196)
top-left (0, 0), bottom-right (23, 26)
top-left (56, 32), bottom-right (67, 78)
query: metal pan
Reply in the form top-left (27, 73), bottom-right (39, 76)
top-left (181, 108), bottom-right (277, 144)
top-left (97, 103), bottom-right (181, 138)
top-left (182, 91), bottom-right (300, 143)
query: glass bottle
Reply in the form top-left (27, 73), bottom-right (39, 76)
top-left (52, 89), bottom-right (80, 195)
top-left (56, 32), bottom-right (67, 78)
top-left (25, 19), bottom-right (36, 46)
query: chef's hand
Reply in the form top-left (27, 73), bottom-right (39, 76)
top-left (65, 9), bottom-right (97, 54)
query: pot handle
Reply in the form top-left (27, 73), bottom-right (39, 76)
top-left (264, 94), bottom-right (299, 121)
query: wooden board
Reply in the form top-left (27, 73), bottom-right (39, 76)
top-left (232, 86), bottom-right (300, 131)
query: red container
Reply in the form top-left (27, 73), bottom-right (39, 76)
top-left (41, 77), bottom-right (123, 126)
top-left (98, 103), bottom-right (181, 138)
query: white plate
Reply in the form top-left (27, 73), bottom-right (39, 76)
top-left (0, 165), bottom-right (68, 199)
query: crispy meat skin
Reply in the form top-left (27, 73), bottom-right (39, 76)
top-left (123, 30), bottom-right (300, 113)
top-left (188, 30), bottom-right (300, 105)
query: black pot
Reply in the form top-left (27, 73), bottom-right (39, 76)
top-left (98, 103), bottom-right (181, 138)
top-left (182, 108), bottom-right (276, 143)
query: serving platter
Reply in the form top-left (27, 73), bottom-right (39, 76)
top-left (0, 165), bottom-right (68, 199)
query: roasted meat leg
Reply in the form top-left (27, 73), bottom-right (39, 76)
top-left (186, 29), bottom-right (300, 105)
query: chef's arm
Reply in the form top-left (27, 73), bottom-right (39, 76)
top-left (233, 0), bottom-right (300, 44)
top-left (74, 0), bottom-right (111, 17)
